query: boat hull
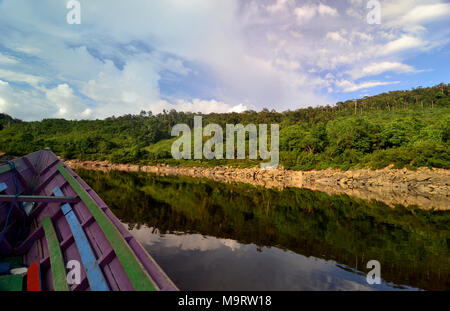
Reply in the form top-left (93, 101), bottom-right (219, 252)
top-left (0, 149), bottom-right (178, 291)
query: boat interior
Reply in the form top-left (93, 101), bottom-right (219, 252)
top-left (0, 149), bottom-right (177, 291)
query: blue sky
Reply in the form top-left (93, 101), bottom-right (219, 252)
top-left (0, 0), bottom-right (449, 120)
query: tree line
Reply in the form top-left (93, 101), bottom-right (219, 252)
top-left (0, 83), bottom-right (448, 170)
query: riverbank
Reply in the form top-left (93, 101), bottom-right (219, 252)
top-left (65, 159), bottom-right (450, 211)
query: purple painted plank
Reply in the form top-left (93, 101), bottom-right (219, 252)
top-left (2, 149), bottom-right (178, 291)
top-left (0, 195), bottom-right (80, 203)
top-left (16, 226), bottom-right (44, 254)
top-left (23, 156), bottom-right (38, 175)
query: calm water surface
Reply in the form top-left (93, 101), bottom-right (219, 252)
top-left (77, 169), bottom-right (449, 291)
top-left (127, 227), bottom-right (415, 291)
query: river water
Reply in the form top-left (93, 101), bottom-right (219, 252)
top-left (76, 169), bottom-right (449, 291)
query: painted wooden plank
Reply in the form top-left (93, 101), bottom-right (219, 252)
top-left (39, 158), bottom-right (59, 176)
top-left (16, 169), bottom-right (31, 193)
top-left (42, 216), bottom-right (69, 291)
top-left (27, 261), bottom-right (41, 291)
top-left (29, 202), bottom-right (48, 218)
top-left (72, 276), bottom-right (89, 291)
top-left (0, 275), bottom-right (23, 291)
top-left (0, 163), bottom-right (20, 175)
top-left (16, 227), bottom-right (44, 254)
top-left (56, 165), bottom-right (157, 291)
top-left (53, 187), bottom-right (110, 291)
top-left (0, 238), bottom-right (12, 253)
top-left (0, 195), bottom-right (79, 203)
top-left (35, 170), bottom-right (59, 194)
top-left (23, 156), bottom-right (38, 176)
top-left (0, 182), bottom-right (7, 192)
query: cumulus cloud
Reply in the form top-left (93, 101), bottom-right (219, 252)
top-left (228, 103), bottom-right (249, 113)
top-left (174, 99), bottom-right (247, 114)
top-left (45, 84), bottom-right (92, 119)
top-left (0, 0), bottom-right (448, 120)
top-left (0, 81), bottom-right (53, 121)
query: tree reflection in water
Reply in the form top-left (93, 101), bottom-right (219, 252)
top-left (77, 169), bottom-right (450, 291)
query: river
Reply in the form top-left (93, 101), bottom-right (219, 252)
top-left (76, 169), bottom-right (449, 291)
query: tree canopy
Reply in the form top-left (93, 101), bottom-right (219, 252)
top-left (0, 83), bottom-right (449, 170)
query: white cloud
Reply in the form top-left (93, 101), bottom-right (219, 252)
top-left (384, 1), bottom-right (450, 33)
top-left (326, 32), bottom-right (349, 45)
top-left (128, 225), bottom-right (242, 252)
top-left (348, 62), bottom-right (416, 79)
top-left (347, 0), bottom-right (364, 5)
top-left (266, 0), bottom-right (292, 14)
top-left (346, 7), bottom-right (363, 19)
top-left (294, 3), bottom-right (338, 23)
top-left (0, 53), bottom-right (18, 64)
top-left (317, 3), bottom-right (338, 16)
top-left (174, 99), bottom-right (246, 114)
top-left (79, 56), bottom-right (163, 118)
top-left (335, 80), bottom-right (400, 92)
top-left (398, 3), bottom-right (450, 25)
top-left (275, 58), bottom-right (301, 71)
top-left (0, 81), bottom-right (53, 121)
top-left (294, 5), bottom-right (317, 23)
top-left (228, 103), bottom-right (248, 113)
top-left (351, 31), bottom-right (373, 42)
top-left (0, 69), bottom-right (45, 86)
top-left (378, 35), bottom-right (425, 56)
top-left (45, 84), bottom-right (92, 119)
top-left (0, 0), bottom-right (448, 120)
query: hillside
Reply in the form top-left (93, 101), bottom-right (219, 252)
top-left (0, 83), bottom-right (449, 170)
top-left (0, 113), bottom-right (21, 130)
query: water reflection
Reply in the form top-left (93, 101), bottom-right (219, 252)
top-left (127, 225), bottom-right (417, 291)
top-left (76, 169), bottom-right (450, 291)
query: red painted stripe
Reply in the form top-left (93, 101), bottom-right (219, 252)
top-left (27, 261), bottom-right (41, 291)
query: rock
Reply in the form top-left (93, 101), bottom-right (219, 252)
top-left (64, 159), bottom-right (450, 211)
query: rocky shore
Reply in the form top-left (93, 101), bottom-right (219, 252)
top-left (65, 159), bottom-right (450, 211)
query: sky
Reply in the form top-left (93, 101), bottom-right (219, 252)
top-left (0, 0), bottom-right (449, 121)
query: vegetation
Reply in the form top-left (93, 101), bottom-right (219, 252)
top-left (1, 83), bottom-right (449, 170)
top-left (77, 169), bottom-right (450, 290)
top-left (0, 113), bottom-right (21, 131)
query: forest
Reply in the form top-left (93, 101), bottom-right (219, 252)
top-left (1, 83), bottom-right (449, 170)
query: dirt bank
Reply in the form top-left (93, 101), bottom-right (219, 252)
top-left (65, 159), bottom-right (449, 211)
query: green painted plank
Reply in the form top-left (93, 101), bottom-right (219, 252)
top-left (0, 275), bottom-right (23, 291)
top-left (0, 163), bottom-right (20, 175)
top-left (42, 216), bottom-right (70, 291)
top-left (56, 165), bottom-right (156, 291)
